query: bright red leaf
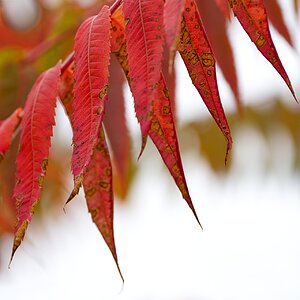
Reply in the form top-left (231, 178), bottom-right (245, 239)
top-left (178, 0), bottom-right (232, 159)
top-left (0, 108), bottom-right (23, 163)
top-left (69, 6), bottom-right (111, 202)
top-left (123, 0), bottom-right (165, 146)
top-left (229, 0), bottom-right (297, 101)
top-left (11, 61), bottom-right (61, 260)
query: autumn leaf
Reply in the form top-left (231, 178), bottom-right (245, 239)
top-left (229, 0), bottom-right (297, 101)
top-left (0, 108), bottom-right (23, 163)
top-left (83, 126), bottom-right (123, 281)
top-left (178, 0), bottom-right (232, 159)
top-left (196, 0), bottom-right (241, 112)
top-left (123, 0), bottom-right (165, 152)
top-left (68, 6), bottom-right (111, 203)
top-left (59, 61), bottom-right (123, 281)
top-left (11, 61), bottom-right (61, 261)
top-left (111, 9), bottom-right (200, 225)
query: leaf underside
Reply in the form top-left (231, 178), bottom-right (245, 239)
top-left (11, 61), bottom-right (61, 260)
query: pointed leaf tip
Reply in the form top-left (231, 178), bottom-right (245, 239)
top-left (11, 61), bottom-right (61, 259)
top-left (70, 6), bottom-right (111, 197)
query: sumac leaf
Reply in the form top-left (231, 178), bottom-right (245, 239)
top-left (59, 63), bottom-right (122, 281)
top-left (111, 11), bottom-right (200, 225)
top-left (83, 126), bottom-right (123, 281)
top-left (229, 0), bottom-right (297, 101)
top-left (123, 0), bottom-right (165, 147)
top-left (0, 108), bottom-right (23, 163)
top-left (11, 61), bottom-right (61, 260)
top-left (69, 6), bottom-right (111, 202)
top-left (178, 0), bottom-right (232, 159)
top-left (196, 0), bottom-right (241, 112)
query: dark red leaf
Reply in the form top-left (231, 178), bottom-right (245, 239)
top-left (11, 61), bottom-right (61, 260)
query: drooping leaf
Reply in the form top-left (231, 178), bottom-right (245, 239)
top-left (0, 108), bottom-right (23, 163)
top-left (123, 0), bottom-right (165, 148)
top-left (196, 0), bottom-right (241, 112)
top-left (58, 62), bottom-right (122, 280)
top-left (11, 61), bottom-right (61, 260)
top-left (149, 76), bottom-right (201, 226)
top-left (68, 6), bottom-right (111, 203)
top-left (178, 0), bottom-right (232, 159)
top-left (83, 126), bottom-right (123, 281)
top-left (263, 0), bottom-right (293, 46)
top-left (229, 0), bottom-right (297, 101)
top-left (103, 55), bottom-right (132, 199)
top-left (111, 10), bottom-right (200, 225)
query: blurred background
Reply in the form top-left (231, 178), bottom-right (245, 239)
top-left (0, 0), bottom-right (300, 299)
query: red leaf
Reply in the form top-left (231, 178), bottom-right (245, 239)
top-left (11, 61), bottom-right (61, 260)
top-left (69, 6), bottom-right (111, 202)
top-left (83, 126), bottom-right (123, 281)
top-left (0, 108), bottom-right (23, 163)
top-left (111, 10), bottom-right (200, 225)
top-left (59, 62), bottom-right (123, 280)
top-left (149, 76), bottom-right (201, 226)
top-left (123, 0), bottom-right (165, 143)
top-left (196, 0), bottom-right (241, 112)
top-left (229, 0), bottom-right (297, 101)
top-left (264, 0), bottom-right (293, 46)
top-left (164, 0), bottom-right (185, 50)
top-left (103, 55), bottom-right (131, 198)
top-left (178, 0), bottom-right (232, 159)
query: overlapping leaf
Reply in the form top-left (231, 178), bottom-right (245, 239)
top-left (0, 108), bottom-right (23, 163)
top-left (11, 61), bottom-right (61, 260)
top-left (69, 6), bottom-right (111, 202)
top-left (111, 9), bottom-right (200, 225)
top-left (177, 0), bottom-right (232, 158)
top-left (196, 0), bottom-right (241, 112)
top-left (229, 0), bottom-right (297, 101)
top-left (123, 0), bottom-right (165, 145)
top-left (58, 62), bottom-right (122, 280)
